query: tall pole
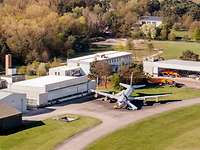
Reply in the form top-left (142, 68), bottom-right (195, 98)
top-left (130, 72), bottom-right (133, 86)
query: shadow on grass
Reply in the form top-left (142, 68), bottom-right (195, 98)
top-left (0, 120), bottom-right (45, 136)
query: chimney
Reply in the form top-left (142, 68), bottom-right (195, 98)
top-left (5, 54), bottom-right (12, 76)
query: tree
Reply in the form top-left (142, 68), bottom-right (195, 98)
top-left (168, 32), bottom-right (176, 41)
top-left (111, 73), bottom-right (120, 90)
top-left (90, 61), bottom-right (112, 88)
top-left (141, 24), bottom-right (157, 40)
top-left (180, 50), bottom-right (199, 61)
top-left (119, 64), bottom-right (146, 84)
top-left (37, 63), bottom-right (47, 76)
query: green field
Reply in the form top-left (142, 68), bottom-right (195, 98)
top-left (87, 104), bottom-right (200, 150)
top-left (133, 86), bottom-right (200, 101)
top-left (0, 115), bottom-right (100, 150)
top-left (153, 41), bottom-right (200, 59)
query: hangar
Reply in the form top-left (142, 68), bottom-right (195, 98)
top-left (0, 101), bottom-right (22, 133)
top-left (143, 59), bottom-right (200, 79)
top-left (0, 90), bottom-right (26, 113)
top-left (9, 75), bottom-right (96, 108)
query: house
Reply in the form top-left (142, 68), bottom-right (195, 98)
top-left (139, 16), bottom-right (162, 27)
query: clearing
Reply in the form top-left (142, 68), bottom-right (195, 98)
top-left (153, 40), bottom-right (200, 59)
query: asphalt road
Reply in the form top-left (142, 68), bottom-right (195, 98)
top-left (24, 97), bottom-right (200, 150)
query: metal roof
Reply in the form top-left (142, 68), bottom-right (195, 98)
top-left (0, 101), bottom-right (21, 119)
top-left (0, 90), bottom-right (17, 100)
top-left (154, 59), bottom-right (200, 72)
top-left (12, 75), bottom-right (77, 88)
top-left (49, 65), bottom-right (81, 71)
top-left (140, 16), bottom-right (162, 21)
top-left (68, 51), bottom-right (132, 63)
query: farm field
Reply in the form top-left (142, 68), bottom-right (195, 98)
top-left (86, 104), bottom-right (200, 150)
top-left (153, 41), bottom-right (200, 59)
top-left (0, 115), bottom-right (100, 150)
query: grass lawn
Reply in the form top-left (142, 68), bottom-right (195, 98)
top-left (133, 86), bottom-right (200, 101)
top-left (86, 104), bottom-right (200, 150)
top-left (0, 115), bottom-right (101, 150)
top-left (153, 40), bottom-right (200, 59)
top-left (98, 85), bottom-right (200, 102)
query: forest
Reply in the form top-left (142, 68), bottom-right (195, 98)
top-left (0, 0), bottom-right (200, 67)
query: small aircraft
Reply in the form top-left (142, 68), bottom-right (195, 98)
top-left (92, 74), bottom-right (170, 110)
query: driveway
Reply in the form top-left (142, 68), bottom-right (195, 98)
top-left (24, 97), bottom-right (200, 150)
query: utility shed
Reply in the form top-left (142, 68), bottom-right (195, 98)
top-left (0, 101), bottom-right (22, 133)
top-left (9, 75), bottom-right (96, 107)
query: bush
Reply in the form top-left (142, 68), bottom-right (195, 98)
top-left (37, 63), bottom-right (47, 76)
top-left (180, 50), bottom-right (199, 61)
top-left (18, 66), bottom-right (27, 75)
top-left (168, 32), bottom-right (176, 41)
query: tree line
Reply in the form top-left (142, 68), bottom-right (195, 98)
top-left (1, 0), bottom-right (200, 69)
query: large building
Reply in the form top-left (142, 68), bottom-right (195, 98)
top-left (0, 90), bottom-right (26, 113)
top-left (143, 59), bottom-right (200, 77)
top-left (139, 16), bottom-right (162, 27)
top-left (49, 66), bottom-right (85, 77)
top-left (9, 75), bottom-right (95, 108)
top-left (67, 51), bottom-right (133, 74)
top-left (0, 101), bottom-right (22, 133)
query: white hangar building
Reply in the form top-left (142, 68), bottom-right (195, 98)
top-left (67, 51), bottom-right (133, 74)
top-left (143, 59), bottom-right (200, 76)
top-left (9, 75), bottom-right (96, 108)
top-left (0, 90), bottom-right (26, 113)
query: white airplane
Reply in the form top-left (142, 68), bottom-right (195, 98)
top-left (92, 83), bottom-right (170, 110)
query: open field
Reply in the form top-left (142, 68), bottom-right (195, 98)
top-left (153, 41), bottom-right (200, 59)
top-left (0, 115), bottom-right (100, 150)
top-left (133, 86), bottom-right (200, 101)
top-left (86, 104), bottom-right (200, 150)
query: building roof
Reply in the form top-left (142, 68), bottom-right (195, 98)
top-left (0, 90), bottom-right (18, 100)
top-left (155, 59), bottom-right (200, 72)
top-left (12, 75), bottom-right (78, 88)
top-left (140, 16), bottom-right (162, 21)
top-left (49, 65), bottom-right (81, 71)
top-left (68, 51), bottom-right (132, 63)
top-left (0, 101), bottom-right (21, 119)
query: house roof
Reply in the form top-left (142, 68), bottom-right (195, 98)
top-left (140, 16), bottom-right (162, 21)
top-left (0, 101), bottom-right (21, 119)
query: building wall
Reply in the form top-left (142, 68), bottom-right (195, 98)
top-left (9, 77), bottom-right (96, 107)
top-left (0, 114), bottom-right (22, 132)
top-left (2, 93), bottom-right (27, 113)
top-left (143, 61), bottom-right (158, 76)
top-left (139, 20), bottom-right (162, 27)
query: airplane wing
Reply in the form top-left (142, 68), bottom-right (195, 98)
top-left (132, 85), bottom-right (146, 89)
top-left (91, 90), bottom-right (119, 99)
top-left (119, 83), bottom-right (130, 89)
top-left (129, 94), bottom-right (171, 101)
top-left (120, 83), bottom-right (145, 89)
